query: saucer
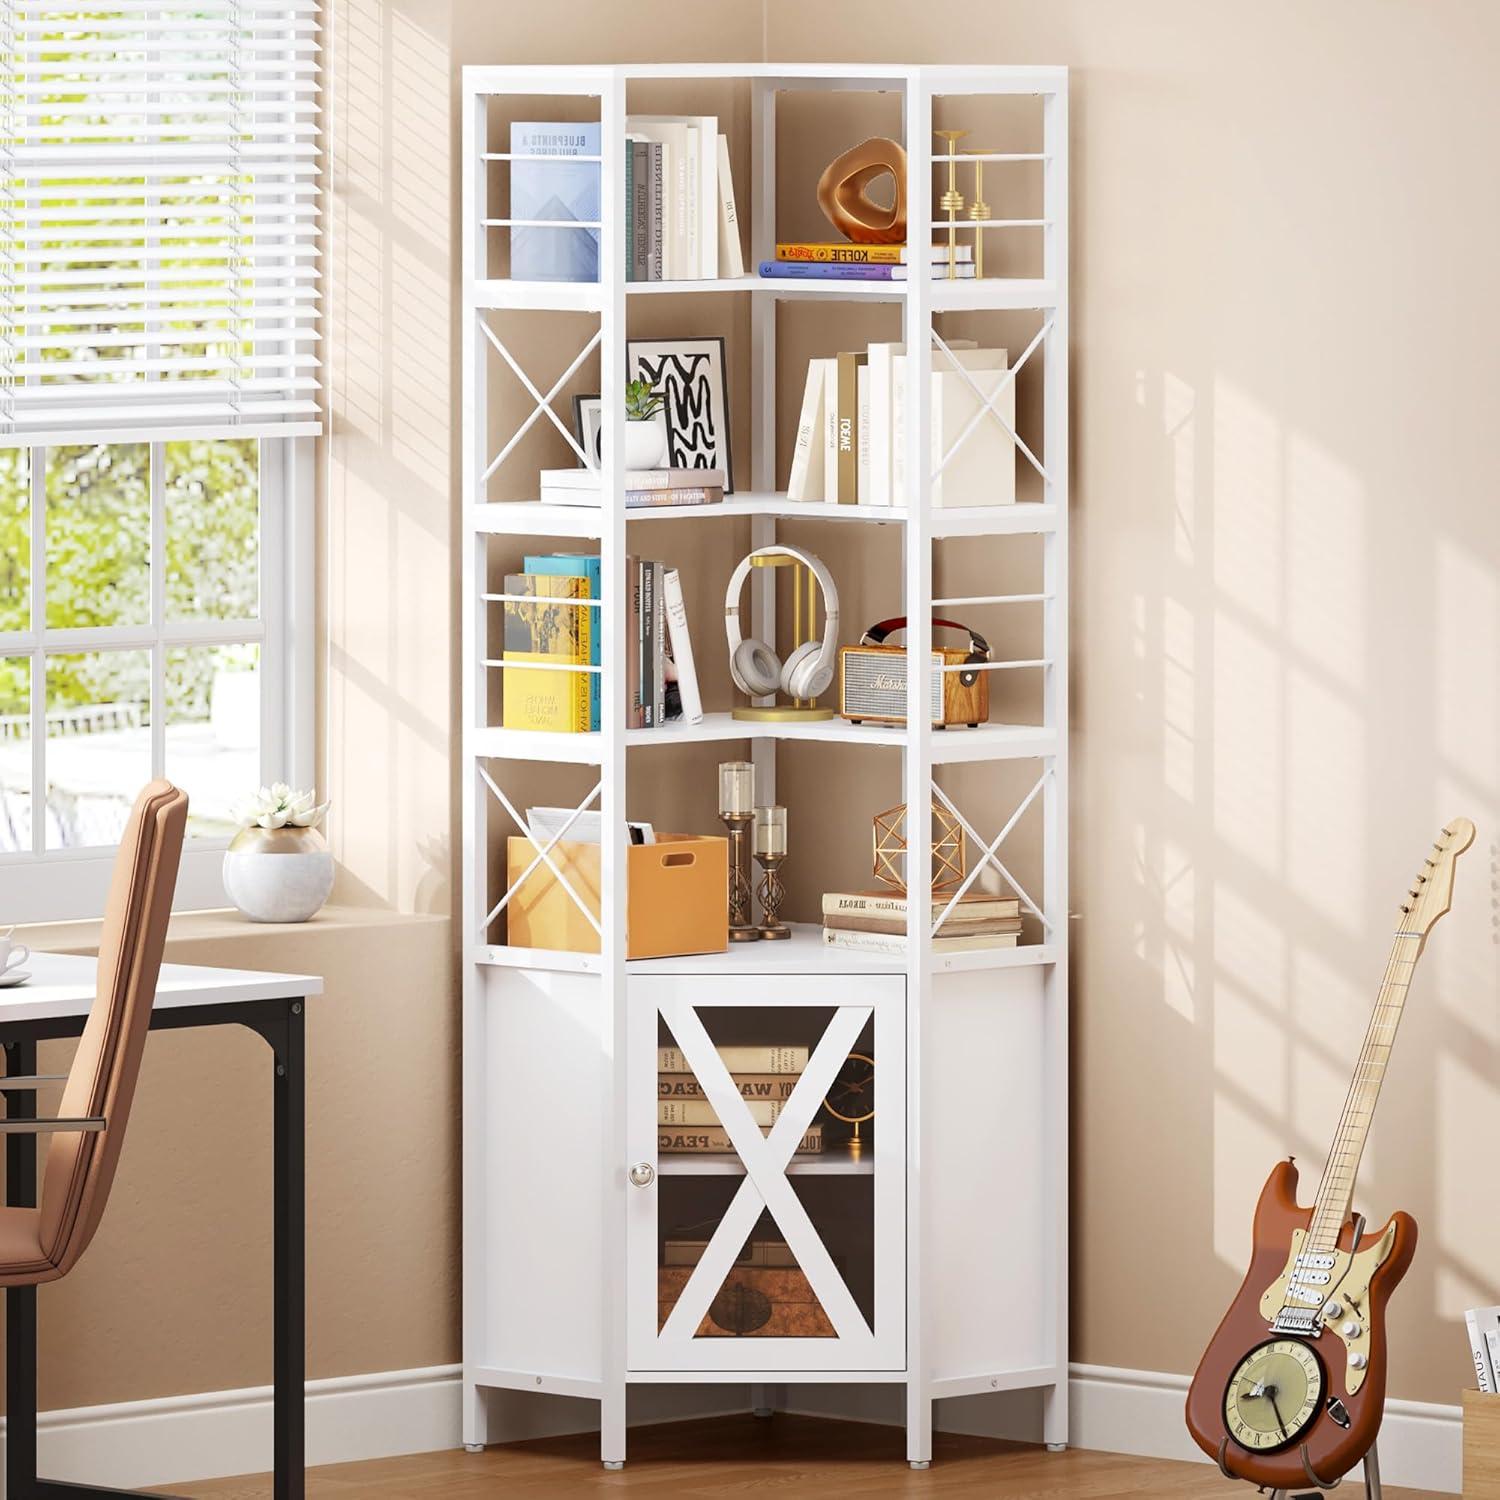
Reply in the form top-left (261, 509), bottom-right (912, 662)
top-left (0, 970), bottom-right (31, 989)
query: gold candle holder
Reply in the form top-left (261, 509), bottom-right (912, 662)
top-left (934, 128), bottom-right (969, 279)
top-left (718, 761), bottom-right (759, 942)
top-left (965, 149), bottom-right (993, 279)
top-left (753, 806), bottom-right (789, 940)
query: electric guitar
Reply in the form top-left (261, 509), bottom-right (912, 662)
top-left (1185, 818), bottom-right (1476, 1492)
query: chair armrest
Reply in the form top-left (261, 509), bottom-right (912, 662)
top-left (0, 1117), bottom-right (105, 1134)
top-left (0, 1076), bottom-right (69, 1091)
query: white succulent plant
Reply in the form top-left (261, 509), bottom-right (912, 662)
top-left (233, 782), bottom-right (330, 831)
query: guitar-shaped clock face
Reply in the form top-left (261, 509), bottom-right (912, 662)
top-left (1223, 1339), bottom-right (1324, 1453)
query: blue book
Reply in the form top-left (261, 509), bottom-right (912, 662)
top-left (525, 553), bottom-right (601, 729)
top-left (511, 122), bottom-right (601, 282)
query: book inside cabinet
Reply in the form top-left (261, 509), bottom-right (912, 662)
top-left (627, 971), bottom-right (905, 1372)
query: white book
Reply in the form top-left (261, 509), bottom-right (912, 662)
top-left (891, 343), bottom-right (1001, 507)
top-left (856, 364), bottom-right (870, 503)
top-left (715, 133), bottom-right (744, 278)
top-left (1469, 1307), bottom-right (1498, 1392)
top-left (682, 126), bottom-right (699, 279)
top-left (1487, 1331), bottom-right (1500, 1398)
top-left (786, 359), bottom-right (827, 501)
top-left (821, 925), bottom-right (1019, 955)
top-left (823, 358), bottom-right (840, 502)
top-left (662, 567), bottom-right (703, 724)
top-left (525, 808), bottom-right (655, 847)
top-left (865, 341), bottom-right (903, 506)
top-left (931, 361), bottom-right (1015, 508)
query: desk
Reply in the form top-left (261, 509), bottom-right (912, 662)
top-left (0, 952), bottom-right (322, 1500)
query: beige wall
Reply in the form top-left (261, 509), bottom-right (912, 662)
top-left (55, 0), bottom-right (1484, 1428)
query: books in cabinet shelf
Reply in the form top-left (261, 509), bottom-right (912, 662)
top-left (821, 925), bottom-right (1020, 955)
top-left (659, 1125), bottom-right (823, 1154)
top-left (822, 889), bottom-right (1020, 921)
top-left (509, 123), bottom-right (601, 283)
top-left (623, 117), bottom-right (743, 281)
top-left (627, 558), bottom-right (700, 729)
top-left (1467, 1307), bottom-right (1500, 1392)
top-left (539, 467), bottom-right (725, 509)
top-left (659, 1097), bottom-right (786, 1127)
top-left (658, 1044), bottom-right (808, 1074)
top-left (758, 259), bottom-right (976, 281)
top-left (500, 573), bottom-right (590, 733)
top-left (659, 1072), bottom-right (802, 1102)
top-left (523, 553), bottom-right (600, 731)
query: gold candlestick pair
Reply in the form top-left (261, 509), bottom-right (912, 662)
top-left (717, 764), bottom-right (790, 941)
top-left (934, 129), bottom-right (995, 280)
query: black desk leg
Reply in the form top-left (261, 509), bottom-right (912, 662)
top-left (6, 1036), bottom-right (40, 1498)
top-left (272, 998), bottom-right (305, 1500)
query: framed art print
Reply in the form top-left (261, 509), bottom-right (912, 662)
top-left (626, 336), bottom-right (733, 491)
top-left (572, 394), bottom-right (603, 468)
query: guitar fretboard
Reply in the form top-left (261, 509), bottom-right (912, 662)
top-left (1305, 931), bottom-right (1422, 1251)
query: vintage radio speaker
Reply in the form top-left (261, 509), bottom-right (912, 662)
top-left (839, 617), bottom-right (990, 728)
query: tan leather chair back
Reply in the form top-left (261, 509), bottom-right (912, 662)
top-left (39, 781), bottom-right (187, 1273)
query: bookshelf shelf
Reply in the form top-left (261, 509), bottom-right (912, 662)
top-left (471, 497), bottom-right (1060, 537)
top-left (461, 62), bottom-right (1069, 1471)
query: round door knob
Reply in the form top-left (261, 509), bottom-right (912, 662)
top-left (628, 1162), bottom-right (655, 1188)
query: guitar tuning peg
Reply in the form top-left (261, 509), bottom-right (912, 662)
top-left (1417, 874), bottom-right (1427, 883)
top-left (1400, 903), bottom-right (1411, 913)
top-left (1424, 857), bottom-right (1436, 867)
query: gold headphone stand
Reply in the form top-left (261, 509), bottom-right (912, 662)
top-left (731, 553), bottom-right (837, 723)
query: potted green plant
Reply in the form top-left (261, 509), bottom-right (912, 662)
top-left (624, 377), bottom-right (667, 470)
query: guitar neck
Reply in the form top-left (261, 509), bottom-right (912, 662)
top-left (1306, 930), bottom-right (1424, 1249)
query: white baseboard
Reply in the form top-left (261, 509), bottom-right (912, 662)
top-left (0, 1360), bottom-right (1462, 1494)
top-left (0, 1364), bottom-right (463, 1491)
top-left (1069, 1363), bottom-right (1462, 1495)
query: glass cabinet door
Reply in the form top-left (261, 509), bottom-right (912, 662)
top-left (626, 973), bottom-right (905, 1372)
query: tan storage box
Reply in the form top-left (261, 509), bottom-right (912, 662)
top-left (505, 833), bottom-right (728, 960)
top-left (1466, 1389), bottom-right (1500, 1497)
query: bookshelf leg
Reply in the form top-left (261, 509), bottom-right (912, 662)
top-left (751, 1383), bottom-right (774, 1418)
top-left (906, 1382), bottom-right (932, 1467)
top-left (462, 1378), bottom-right (489, 1450)
top-left (601, 1383), bottom-right (626, 1468)
top-left (1043, 1379), bottom-right (1068, 1450)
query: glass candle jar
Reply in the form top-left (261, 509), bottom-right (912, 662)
top-left (718, 761), bottom-right (754, 818)
top-left (753, 805), bottom-right (787, 858)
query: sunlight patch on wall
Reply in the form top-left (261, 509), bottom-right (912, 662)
top-left (391, 8), bottom-right (452, 242)
top-left (1160, 835), bottom-right (1197, 1023)
top-left (1212, 374), bottom-right (1282, 628)
top-left (1214, 1088), bottom-right (1288, 1269)
top-left (390, 239), bottom-right (451, 478)
top-left (1288, 944), bottom-right (1362, 1165)
top-left (1163, 369), bottom-right (1196, 564)
top-left (1213, 613), bottom-right (1283, 870)
top-left (1285, 431), bottom-right (1365, 689)
top-left (1162, 594), bottom-right (1195, 804)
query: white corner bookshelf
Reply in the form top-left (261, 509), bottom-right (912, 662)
top-left (461, 62), bottom-right (1069, 1469)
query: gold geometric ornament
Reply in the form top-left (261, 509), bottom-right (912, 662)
top-left (872, 801), bottom-right (966, 895)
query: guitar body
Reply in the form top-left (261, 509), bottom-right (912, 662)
top-left (1186, 1159), bottom-right (1418, 1491)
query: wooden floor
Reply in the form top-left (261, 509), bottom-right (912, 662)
top-left (175, 1412), bottom-right (1444, 1498)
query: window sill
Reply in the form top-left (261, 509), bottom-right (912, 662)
top-left (19, 904), bottom-right (449, 959)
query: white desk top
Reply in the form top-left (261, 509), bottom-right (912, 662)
top-left (0, 951), bottom-right (322, 1026)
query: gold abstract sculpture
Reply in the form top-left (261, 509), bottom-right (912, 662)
top-left (816, 137), bottom-right (907, 245)
top-left (872, 801), bottom-right (966, 895)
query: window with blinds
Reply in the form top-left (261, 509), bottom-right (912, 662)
top-left (0, 0), bottom-right (322, 444)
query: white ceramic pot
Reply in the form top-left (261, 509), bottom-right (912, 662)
top-left (223, 824), bottom-right (334, 923)
top-left (624, 416), bottom-right (667, 470)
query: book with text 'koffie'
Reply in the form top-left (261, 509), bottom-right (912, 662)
top-left (775, 241), bottom-right (974, 265)
top-left (501, 573), bottom-right (589, 733)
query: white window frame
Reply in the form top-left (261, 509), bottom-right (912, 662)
top-left (0, 433), bottom-right (316, 922)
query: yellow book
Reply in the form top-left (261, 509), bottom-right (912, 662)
top-left (502, 573), bottom-right (590, 732)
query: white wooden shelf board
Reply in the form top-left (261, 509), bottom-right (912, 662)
top-left (472, 716), bottom-right (1056, 763)
top-left (472, 275), bottom-right (1058, 312)
top-left (472, 497), bottom-right (1058, 538)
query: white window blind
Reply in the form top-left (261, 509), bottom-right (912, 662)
top-left (0, 0), bottom-right (322, 445)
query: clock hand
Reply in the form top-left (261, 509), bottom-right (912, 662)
top-left (1266, 1386), bottom-right (1290, 1438)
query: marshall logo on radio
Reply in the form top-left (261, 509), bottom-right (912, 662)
top-left (839, 617), bottom-right (991, 728)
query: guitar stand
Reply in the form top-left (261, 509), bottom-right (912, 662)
top-left (1216, 1436), bottom-right (1383, 1500)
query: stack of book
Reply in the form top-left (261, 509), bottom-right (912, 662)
top-left (786, 343), bottom-right (1015, 507)
top-left (821, 889), bottom-right (1023, 956)
top-left (540, 467), bottom-right (725, 510)
top-left (658, 1043), bottom-right (823, 1156)
top-left (511, 118), bottom-right (745, 284)
top-left (759, 241), bottom-right (976, 282)
top-left (1466, 1306), bottom-right (1500, 1392)
top-left (500, 561), bottom-right (594, 734)
top-left (628, 560), bottom-right (701, 729)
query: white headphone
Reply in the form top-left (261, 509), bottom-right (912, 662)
top-left (725, 546), bottom-right (841, 702)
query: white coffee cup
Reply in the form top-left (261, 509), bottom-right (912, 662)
top-left (0, 928), bottom-right (30, 976)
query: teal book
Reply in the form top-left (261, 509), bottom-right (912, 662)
top-left (525, 553), bottom-right (601, 730)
